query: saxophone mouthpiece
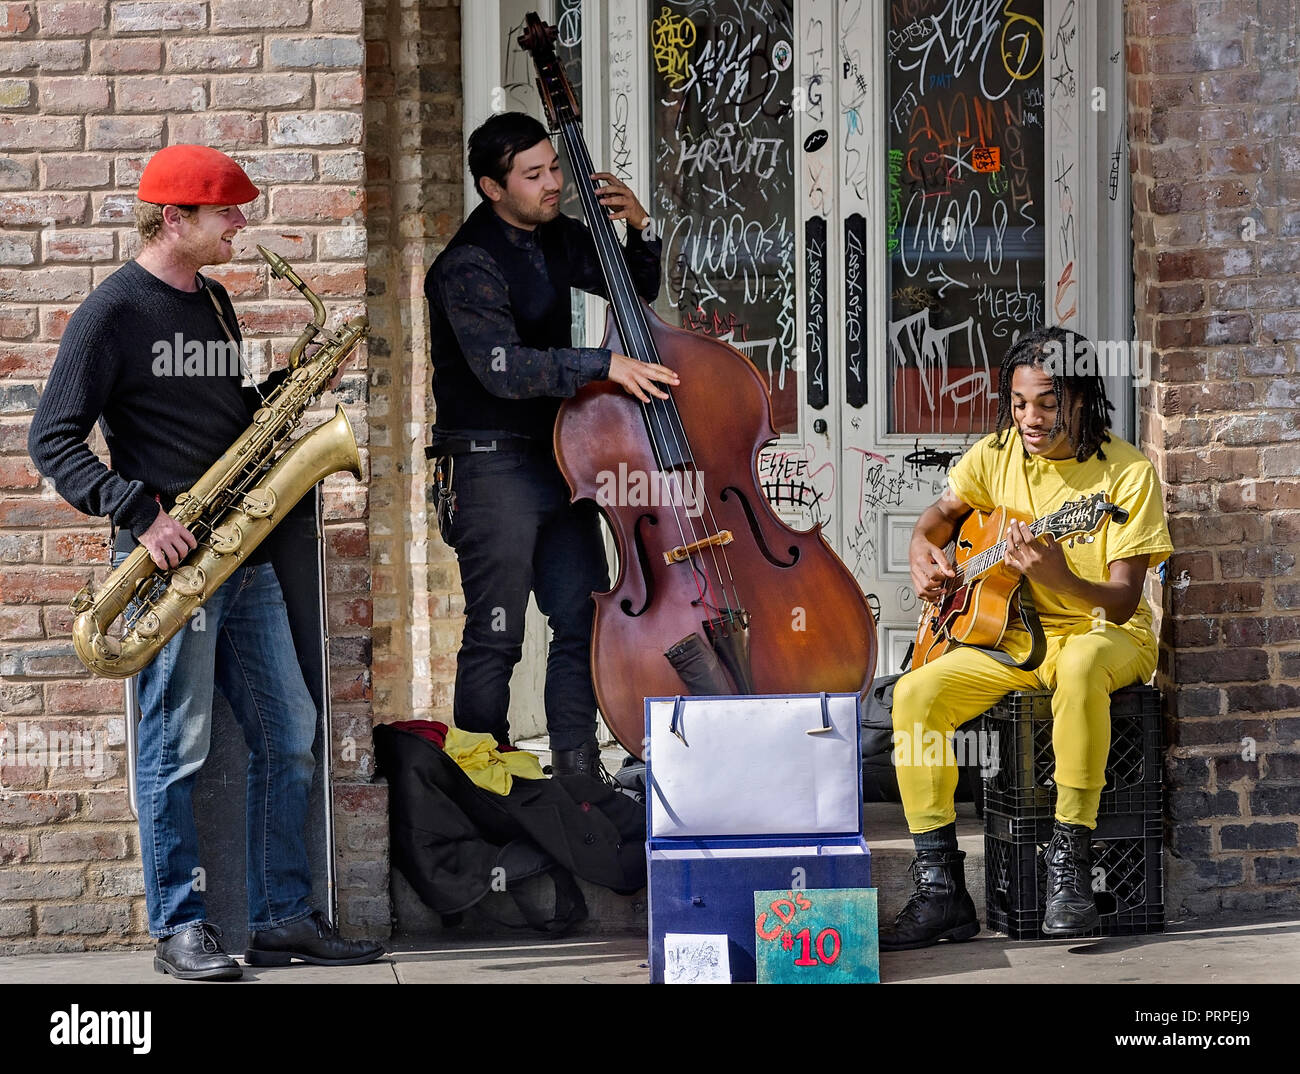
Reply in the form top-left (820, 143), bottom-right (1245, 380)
top-left (257, 244), bottom-right (290, 280)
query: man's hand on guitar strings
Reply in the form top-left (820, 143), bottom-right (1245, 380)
top-left (1002, 519), bottom-right (1073, 588)
top-left (910, 538), bottom-right (956, 602)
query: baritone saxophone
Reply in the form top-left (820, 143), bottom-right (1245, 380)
top-left (70, 245), bottom-right (367, 678)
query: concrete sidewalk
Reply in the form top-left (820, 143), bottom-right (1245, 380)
top-left (1, 912), bottom-right (1296, 984)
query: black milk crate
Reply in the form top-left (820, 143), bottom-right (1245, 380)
top-left (981, 685), bottom-right (1162, 819)
top-left (984, 810), bottom-right (1165, 940)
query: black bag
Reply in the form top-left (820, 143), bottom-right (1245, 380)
top-left (859, 672), bottom-right (983, 810)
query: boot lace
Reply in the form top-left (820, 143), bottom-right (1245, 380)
top-left (1047, 832), bottom-right (1088, 896)
top-left (891, 859), bottom-right (936, 927)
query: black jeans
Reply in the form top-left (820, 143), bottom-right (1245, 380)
top-left (447, 447), bottom-right (609, 751)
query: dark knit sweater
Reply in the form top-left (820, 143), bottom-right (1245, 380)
top-left (27, 260), bottom-right (289, 552)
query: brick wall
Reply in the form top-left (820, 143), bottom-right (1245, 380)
top-left (1128, 0), bottom-right (1300, 917)
top-left (363, 0), bottom-right (462, 728)
top-left (0, 0), bottom-right (387, 950)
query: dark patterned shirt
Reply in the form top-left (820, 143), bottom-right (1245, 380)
top-left (430, 210), bottom-right (663, 401)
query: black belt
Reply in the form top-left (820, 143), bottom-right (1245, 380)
top-left (425, 436), bottom-right (542, 458)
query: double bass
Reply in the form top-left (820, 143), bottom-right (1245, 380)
top-left (519, 15), bottom-right (876, 757)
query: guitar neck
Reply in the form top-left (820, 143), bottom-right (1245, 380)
top-left (956, 516), bottom-right (1052, 584)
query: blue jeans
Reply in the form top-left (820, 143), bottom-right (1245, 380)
top-left (117, 553), bottom-right (317, 938)
top-left (447, 447), bottom-right (609, 751)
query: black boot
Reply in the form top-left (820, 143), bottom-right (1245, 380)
top-left (1042, 821), bottom-right (1099, 936)
top-left (245, 910), bottom-right (385, 967)
top-left (878, 850), bottom-right (980, 951)
top-left (549, 740), bottom-right (610, 783)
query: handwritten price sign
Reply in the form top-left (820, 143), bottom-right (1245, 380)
top-left (753, 888), bottom-right (879, 984)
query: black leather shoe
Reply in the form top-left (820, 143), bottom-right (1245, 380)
top-left (1043, 820), bottom-right (1100, 936)
top-left (245, 910), bottom-right (385, 967)
top-left (154, 922), bottom-right (242, 981)
top-left (879, 850), bottom-right (981, 951)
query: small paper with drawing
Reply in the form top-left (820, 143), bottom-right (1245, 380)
top-left (663, 933), bottom-right (730, 984)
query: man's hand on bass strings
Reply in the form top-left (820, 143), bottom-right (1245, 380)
top-left (591, 172), bottom-right (650, 230)
top-left (607, 353), bottom-right (679, 403)
top-left (140, 507), bottom-right (198, 570)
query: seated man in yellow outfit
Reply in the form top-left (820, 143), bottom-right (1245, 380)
top-left (881, 326), bottom-right (1173, 949)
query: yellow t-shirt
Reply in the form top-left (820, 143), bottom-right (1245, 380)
top-left (946, 431), bottom-right (1174, 645)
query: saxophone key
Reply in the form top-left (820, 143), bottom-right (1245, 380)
top-left (170, 565), bottom-right (206, 597)
top-left (242, 488), bottom-right (277, 519)
top-left (209, 523), bottom-right (245, 556)
top-left (135, 611), bottom-right (161, 639)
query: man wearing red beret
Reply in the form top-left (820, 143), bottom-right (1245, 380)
top-left (29, 145), bottom-right (383, 979)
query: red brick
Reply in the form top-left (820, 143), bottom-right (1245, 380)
top-left (0, 605), bottom-right (41, 640)
top-left (1218, 480), bottom-right (1300, 513)
top-left (43, 228), bottom-right (115, 263)
top-left (0, 833), bottom-right (30, 864)
top-left (86, 115), bottom-right (164, 151)
top-left (210, 72), bottom-right (309, 108)
top-left (269, 187), bottom-right (364, 224)
top-left (167, 110), bottom-right (262, 149)
top-left (39, 153), bottom-right (112, 190)
top-left (0, 305), bottom-right (34, 337)
top-left (38, 2), bottom-right (106, 35)
top-left (116, 74), bottom-right (205, 112)
top-left (314, 0), bottom-right (362, 32)
top-left (0, 265), bottom-right (91, 301)
top-left (39, 305), bottom-right (74, 339)
top-left (38, 830), bottom-right (129, 862)
top-left (109, 2), bottom-right (205, 33)
top-left (0, 566), bottom-right (91, 604)
top-left (167, 35), bottom-right (260, 69)
top-left (0, 454), bottom-right (39, 488)
top-left (89, 38), bottom-right (162, 72)
top-left (316, 71), bottom-right (363, 107)
top-left (1171, 581), bottom-right (1264, 615)
top-left (0, 3), bottom-right (30, 34)
top-left (43, 679), bottom-right (122, 715)
top-left (45, 529), bottom-right (110, 564)
top-left (0, 115), bottom-right (80, 150)
top-left (328, 525), bottom-right (368, 558)
top-left (36, 75), bottom-right (109, 113)
top-left (0, 791), bottom-right (79, 826)
top-left (0, 495), bottom-right (90, 529)
top-left (211, 0), bottom-right (307, 29)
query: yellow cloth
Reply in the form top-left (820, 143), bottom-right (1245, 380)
top-left (895, 431), bottom-right (1173, 832)
top-left (443, 728), bottom-right (544, 796)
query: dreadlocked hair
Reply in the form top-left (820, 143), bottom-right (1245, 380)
top-left (992, 325), bottom-right (1114, 462)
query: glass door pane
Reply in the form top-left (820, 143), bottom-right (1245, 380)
top-left (885, 0), bottom-right (1047, 435)
top-left (648, 0), bottom-right (800, 434)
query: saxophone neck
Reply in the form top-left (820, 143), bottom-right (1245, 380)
top-left (258, 244), bottom-right (327, 368)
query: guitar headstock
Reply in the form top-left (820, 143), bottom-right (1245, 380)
top-left (1041, 491), bottom-right (1129, 543)
top-left (518, 12), bottom-right (580, 130)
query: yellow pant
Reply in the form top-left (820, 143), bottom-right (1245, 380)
top-left (892, 622), bottom-right (1156, 832)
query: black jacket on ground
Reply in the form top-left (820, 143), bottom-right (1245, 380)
top-left (374, 724), bottom-right (645, 922)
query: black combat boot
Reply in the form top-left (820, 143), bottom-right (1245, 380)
top-left (1042, 820), bottom-right (1100, 936)
top-left (549, 740), bottom-right (610, 783)
top-left (878, 850), bottom-right (980, 951)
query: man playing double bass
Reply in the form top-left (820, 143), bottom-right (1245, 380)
top-left (425, 112), bottom-right (677, 777)
top-left (882, 326), bottom-right (1173, 948)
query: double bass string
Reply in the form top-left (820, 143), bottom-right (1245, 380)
top-left (559, 117), bottom-right (743, 620)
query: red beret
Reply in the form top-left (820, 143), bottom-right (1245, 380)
top-left (137, 144), bottom-right (259, 206)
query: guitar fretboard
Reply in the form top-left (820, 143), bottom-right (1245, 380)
top-left (953, 517), bottom-right (1051, 584)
